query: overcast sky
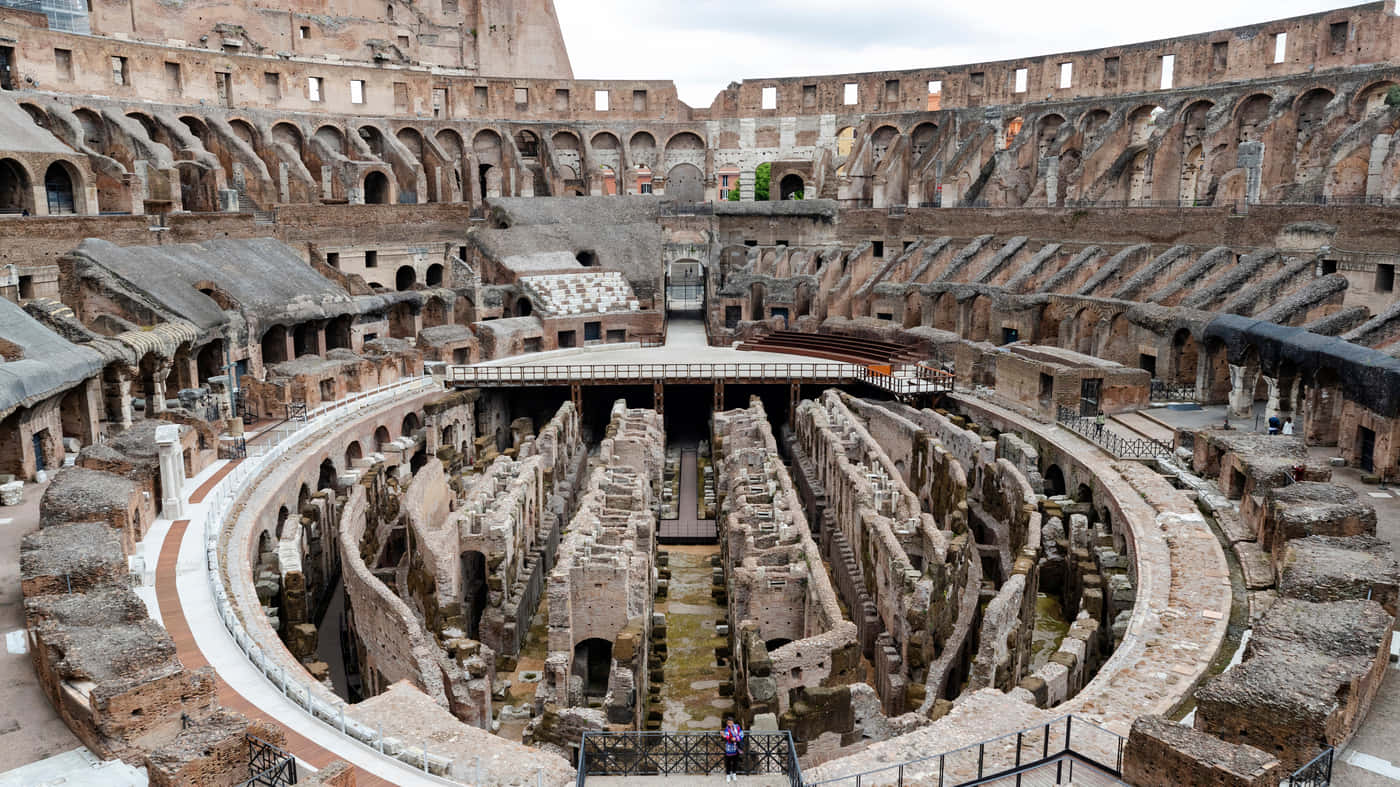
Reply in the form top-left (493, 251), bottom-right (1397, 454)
top-left (555, 0), bottom-right (1356, 107)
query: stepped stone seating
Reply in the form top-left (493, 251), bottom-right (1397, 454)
top-left (520, 271), bottom-right (639, 316)
top-left (739, 330), bottom-right (923, 366)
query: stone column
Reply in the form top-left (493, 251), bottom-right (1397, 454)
top-left (107, 366), bottom-right (135, 429)
top-left (156, 424), bottom-right (186, 520)
top-left (1228, 364), bottom-right (1258, 418)
top-left (149, 361), bottom-right (172, 414)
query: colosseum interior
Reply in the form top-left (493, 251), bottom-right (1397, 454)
top-left (1, 0), bottom-right (1400, 784)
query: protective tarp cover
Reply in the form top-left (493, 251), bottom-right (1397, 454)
top-left (0, 297), bottom-right (102, 419)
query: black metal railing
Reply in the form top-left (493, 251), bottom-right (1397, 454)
top-left (1150, 378), bottom-right (1198, 402)
top-left (1287, 748), bottom-right (1334, 787)
top-left (578, 731), bottom-right (801, 786)
top-left (803, 715), bottom-right (1124, 787)
top-left (286, 401), bottom-right (308, 424)
top-left (1057, 406), bottom-right (1173, 460)
top-left (241, 734), bottom-right (297, 787)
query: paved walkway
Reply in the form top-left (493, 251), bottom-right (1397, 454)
top-left (0, 479), bottom-right (80, 772)
top-left (660, 447), bottom-right (716, 542)
top-left (145, 404), bottom-right (467, 785)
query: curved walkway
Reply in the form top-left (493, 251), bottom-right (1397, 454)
top-left (147, 385), bottom-right (462, 786)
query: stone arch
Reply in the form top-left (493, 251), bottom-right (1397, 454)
top-left (968, 295), bottom-right (991, 342)
top-left (665, 162), bottom-right (703, 203)
top-left (1295, 87), bottom-right (1335, 123)
top-left (425, 262), bottom-right (444, 287)
top-left (552, 130), bottom-right (580, 151)
top-left (590, 131), bottom-right (621, 151)
top-left (1354, 80), bottom-right (1397, 117)
top-left (261, 325), bottom-right (289, 365)
top-left (314, 124), bottom-right (347, 154)
top-left (514, 129), bottom-right (540, 158)
top-left (903, 290), bottom-right (922, 328)
top-left (363, 170), bottom-right (391, 204)
top-left (325, 315), bottom-right (352, 351)
top-left (932, 292), bottom-right (957, 332)
top-left (395, 265), bottom-right (417, 291)
top-left (1080, 108), bottom-right (1112, 137)
top-left (871, 125), bottom-right (899, 162)
top-left (778, 173), bottom-right (805, 200)
top-left (375, 425), bottom-right (392, 451)
top-left (229, 118), bottom-right (260, 149)
top-left (0, 158), bottom-right (34, 214)
top-left (1044, 464), bottom-right (1066, 497)
top-left (1234, 94), bottom-right (1273, 143)
top-left (1072, 307), bottom-right (1097, 355)
top-left (1127, 105), bottom-right (1163, 147)
top-left (664, 131), bottom-right (704, 153)
top-left (317, 457), bottom-right (337, 490)
top-left (401, 411), bottom-right (420, 437)
top-left (1202, 336), bottom-right (1231, 404)
top-left (345, 440), bottom-right (363, 467)
top-left (573, 638), bottom-right (613, 698)
top-left (1035, 114), bottom-right (1065, 155)
top-left (628, 131), bottom-right (657, 167)
top-left (910, 122), bottom-right (939, 160)
top-left (514, 295), bottom-right (532, 317)
top-left (1170, 328), bottom-right (1199, 385)
top-left (422, 296), bottom-right (448, 327)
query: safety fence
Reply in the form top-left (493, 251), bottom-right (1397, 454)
top-left (198, 375), bottom-right (462, 778)
top-left (1285, 748), bottom-right (1334, 787)
top-left (802, 715), bottom-right (1125, 787)
top-left (1150, 378), bottom-right (1199, 402)
top-left (1056, 406), bottom-right (1173, 460)
top-left (577, 731), bottom-right (801, 787)
top-left (448, 361), bottom-right (954, 397)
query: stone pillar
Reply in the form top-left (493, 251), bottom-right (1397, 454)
top-left (1237, 141), bottom-right (1264, 205)
top-left (739, 170), bottom-right (755, 202)
top-left (107, 366), bottom-right (135, 429)
top-left (156, 424), bottom-right (186, 520)
top-left (1228, 364), bottom-right (1258, 418)
top-left (150, 361), bottom-right (172, 414)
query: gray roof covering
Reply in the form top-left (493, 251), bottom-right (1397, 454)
top-left (0, 94), bottom-right (76, 155)
top-left (0, 296), bottom-right (103, 420)
top-left (67, 238), bottom-right (358, 333)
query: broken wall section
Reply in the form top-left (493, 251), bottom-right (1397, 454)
top-left (539, 401), bottom-right (662, 728)
top-left (713, 396), bottom-right (864, 760)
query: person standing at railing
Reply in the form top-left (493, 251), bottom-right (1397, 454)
top-left (1094, 412), bottom-right (1105, 440)
top-left (722, 716), bottom-right (745, 781)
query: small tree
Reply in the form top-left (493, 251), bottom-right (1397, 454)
top-left (1386, 85), bottom-right (1400, 107)
top-left (753, 162), bottom-right (771, 201)
top-left (727, 187), bottom-right (740, 201)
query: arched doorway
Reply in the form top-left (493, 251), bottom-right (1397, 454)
top-left (1044, 465), bottom-right (1066, 497)
top-left (43, 162), bottom-right (77, 215)
top-left (665, 163), bottom-right (703, 202)
top-left (345, 441), bottom-right (363, 467)
top-left (425, 263), bottom-right (444, 287)
top-left (395, 265), bottom-right (417, 291)
top-left (363, 171), bottom-right (390, 204)
top-left (573, 638), bottom-right (613, 699)
top-left (317, 458), bottom-right (337, 490)
top-left (0, 159), bottom-right (33, 214)
top-left (462, 551), bottom-right (488, 640)
top-left (779, 173), bottom-right (805, 200)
